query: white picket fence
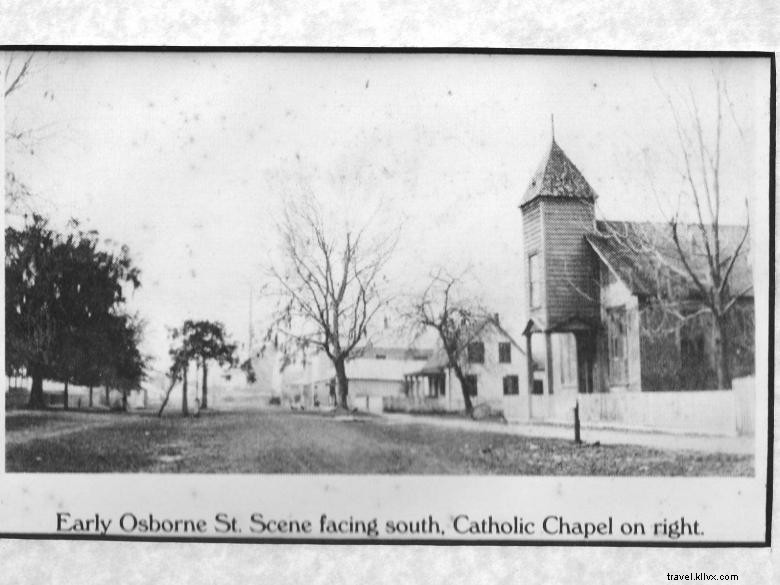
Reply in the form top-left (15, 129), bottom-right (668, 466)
top-left (504, 376), bottom-right (756, 437)
top-left (733, 376), bottom-right (755, 436)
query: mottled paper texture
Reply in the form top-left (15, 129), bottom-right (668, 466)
top-left (0, 2), bottom-right (776, 584)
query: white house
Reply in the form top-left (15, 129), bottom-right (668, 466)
top-left (401, 319), bottom-right (527, 418)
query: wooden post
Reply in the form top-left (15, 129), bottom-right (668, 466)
top-left (525, 332), bottom-right (534, 420)
top-left (545, 331), bottom-right (554, 397)
top-left (544, 332), bottom-right (555, 421)
top-left (574, 400), bottom-right (581, 444)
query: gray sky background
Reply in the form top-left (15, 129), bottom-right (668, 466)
top-left (4, 53), bottom-right (770, 370)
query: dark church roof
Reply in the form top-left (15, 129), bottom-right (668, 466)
top-left (586, 221), bottom-right (753, 300)
top-left (520, 140), bottom-right (597, 207)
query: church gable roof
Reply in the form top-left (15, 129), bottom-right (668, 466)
top-left (520, 140), bottom-right (597, 207)
top-left (586, 221), bottom-right (753, 300)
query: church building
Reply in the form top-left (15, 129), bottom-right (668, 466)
top-left (518, 137), bottom-right (754, 425)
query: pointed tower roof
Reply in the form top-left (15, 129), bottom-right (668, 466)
top-left (520, 140), bottom-right (597, 208)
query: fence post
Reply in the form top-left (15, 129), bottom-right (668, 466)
top-left (574, 400), bottom-right (581, 444)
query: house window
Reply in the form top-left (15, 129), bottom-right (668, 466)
top-left (503, 375), bottom-right (519, 395)
top-left (528, 253), bottom-right (542, 308)
top-left (464, 374), bottom-right (478, 396)
top-left (606, 307), bottom-right (629, 384)
top-left (467, 342), bottom-right (485, 364)
top-left (498, 342), bottom-right (512, 363)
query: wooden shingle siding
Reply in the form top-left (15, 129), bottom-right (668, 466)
top-left (522, 199), bottom-right (544, 319)
top-left (541, 198), bottom-right (599, 327)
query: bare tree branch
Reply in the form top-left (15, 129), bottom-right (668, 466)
top-left (265, 192), bottom-right (398, 408)
top-left (403, 268), bottom-right (493, 416)
top-left (4, 53), bottom-right (33, 98)
top-left (604, 69), bottom-right (755, 389)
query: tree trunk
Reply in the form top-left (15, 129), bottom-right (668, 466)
top-left (122, 388), bottom-right (128, 412)
top-left (63, 379), bottom-right (69, 411)
top-left (451, 362), bottom-right (474, 417)
top-left (27, 362), bottom-right (46, 409)
top-left (201, 360), bottom-right (208, 409)
top-left (334, 357), bottom-right (349, 409)
top-left (713, 315), bottom-right (732, 389)
top-left (157, 378), bottom-right (177, 417)
top-left (181, 362), bottom-right (189, 416)
top-left (89, 385), bottom-right (93, 408)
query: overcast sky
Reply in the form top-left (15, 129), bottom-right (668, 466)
top-left (4, 52), bottom-right (770, 370)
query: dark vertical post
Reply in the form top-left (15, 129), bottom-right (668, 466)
top-left (574, 400), bottom-right (581, 444)
top-left (181, 362), bottom-right (189, 416)
top-left (525, 331), bottom-right (534, 420)
top-left (545, 332), bottom-right (554, 395)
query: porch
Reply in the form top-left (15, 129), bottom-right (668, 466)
top-left (522, 316), bottom-right (599, 421)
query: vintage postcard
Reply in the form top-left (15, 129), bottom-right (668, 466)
top-left (1, 49), bottom-right (772, 544)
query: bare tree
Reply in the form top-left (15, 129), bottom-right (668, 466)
top-left (664, 76), bottom-right (752, 390)
top-left (4, 53), bottom-right (36, 214)
top-left (592, 73), bottom-right (752, 389)
top-left (266, 196), bottom-right (397, 409)
top-left (407, 270), bottom-right (492, 417)
top-left (4, 52), bottom-right (57, 216)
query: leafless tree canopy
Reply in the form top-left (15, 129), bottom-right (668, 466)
top-left (664, 76), bottom-right (752, 311)
top-left (592, 72), bottom-right (753, 388)
top-left (4, 53), bottom-right (55, 215)
top-left (407, 269), bottom-right (492, 415)
top-left (266, 195), bottom-right (397, 407)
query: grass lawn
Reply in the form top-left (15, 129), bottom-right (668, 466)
top-left (5, 409), bottom-right (753, 475)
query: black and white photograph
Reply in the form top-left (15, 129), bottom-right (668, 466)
top-left (0, 49), bottom-right (772, 543)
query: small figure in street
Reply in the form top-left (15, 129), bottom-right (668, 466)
top-left (193, 397), bottom-right (201, 418)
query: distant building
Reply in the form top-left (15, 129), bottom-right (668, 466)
top-left (281, 344), bottom-right (432, 411)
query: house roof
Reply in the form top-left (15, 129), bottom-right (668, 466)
top-left (520, 140), bottom-right (597, 207)
top-left (410, 347), bottom-right (450, 375)
top-left (346, 358), bottom-right (425, 381)
top-left (586, 220), bottom-right (753, 300)
top-left (353, 344), bottom-right (432, 361)
top-left (405, 319), bottom-right (525, 377)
